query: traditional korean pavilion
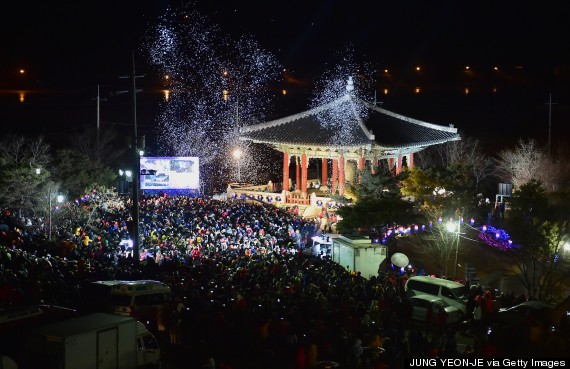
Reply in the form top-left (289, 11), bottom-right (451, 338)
top-left (239, 77), bottom-right (460, 198)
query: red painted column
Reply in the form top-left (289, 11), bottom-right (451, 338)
top-left (321, 158), bottom-right (328, 185)
top-left (358, 156), bottom-right (365, 183)
top-left (396, 155), bottom-right (403, 175)
top-left (339, 155), bottom-right (345, 195)
top-left (301, 153), bottom-right (308, 194)
top-left (388, 158), bottom-right (395, 174)
top-left (408, 153), bottom-right (414, 169)
top-left (371, 156), bottom-right (378, 174)
top-left (295, 156), bottom-right (301, 190)
top-left (282, 152), bottom-right (289, 191)
top-left (331, 158), bottom-right (338, 195)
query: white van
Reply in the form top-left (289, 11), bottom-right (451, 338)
top-left (108, 280), bottom-right (173, 330)
top-left (135, 320), bottom-right (161, 368)
top-left (404, 276), bottom-right (468, 316)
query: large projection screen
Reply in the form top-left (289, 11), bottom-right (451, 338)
top-left (140, 157), bottom-right (199, 190)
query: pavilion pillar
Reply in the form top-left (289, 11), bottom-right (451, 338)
top-left (339, 154), bottom-right (346, 195)
top-left (371, 156), bottom-right (378, 175)
top-left (301, 153), bottom-right (308, 194)
top-left (388, 158), bottom-right (395, 174)
top-left (358, 156), bottom-right (365, 183)
top-left (331, 158), bottom-right (339, 195)
top-left (407, 153), bottom-right (414, 169)
top-left (321, 158), bottom-right (328, 186)
top-left (396, 155), bottom-right (403, 175)
top-left (282, 152), bottom-right (290, 192)
top-left (295, 156), bottom-right (301, 191)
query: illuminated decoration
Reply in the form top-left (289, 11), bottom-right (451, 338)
top-left (482, 225), bottom-right (487, 232)
top-left (414, 225), bottom-right (419, 233)
top-left (257, 195), bottom-right (263, 201)
top-left (276, 196), bottom-right (281, 202)
top-left (429, 221), bottom-right (433, 228)
top-left (478, 225), bottom-right (518, 251)
top-left (267, 196), bottom-right (272, 202)
top-left (231, 193), bottom-right (236, 199)
top-left (240, 194), bottom-right (246, 199)
top-left (316, 200), bottom-right (323, 206)
top-left (438, 217), bottom-right (442, 224)
top-left (470, 218), bottom-right (475, 225)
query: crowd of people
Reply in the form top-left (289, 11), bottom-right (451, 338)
top-left (0, 194), bottom-right (568, 368)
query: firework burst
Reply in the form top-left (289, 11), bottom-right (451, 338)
top-left (141, 2), bottom-right (282, 188)
top-left (310, 46), bottom-right (378, 146)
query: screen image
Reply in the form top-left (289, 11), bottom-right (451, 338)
top-left (140, 157), bottom-right (200, 190)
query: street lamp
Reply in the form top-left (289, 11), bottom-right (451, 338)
top-left (446, 218), bottom-right (463, 279)
top-left (118, 169), bottom-right (133, 194)
top-left (48, 192), bottom-right (64, 241)
top-left (233, 148), bottom-right (242, 183)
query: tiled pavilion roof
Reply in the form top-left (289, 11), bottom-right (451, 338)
top-left (239, 88), bottom-right (460, 152)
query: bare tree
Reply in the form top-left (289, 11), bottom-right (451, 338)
top-left (416, 208), bottom-right (457, 277)
top-left (0, 134), bottom-right (51, 169)
top-left (0, 135), bottom-right (52, 217)
top-left (70, 126), bottom-right (126, 166)
top-left (495, 138), bottom-right (566, 192)
top-left (415, 135), bottom-right (494, 191)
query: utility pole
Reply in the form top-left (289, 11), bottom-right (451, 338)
top-left (545, 93), bottom-right (557, 156)
top-left (92, 85), bottom-right (107, 141)
top-left (120, 51), bottom-right (144, 265)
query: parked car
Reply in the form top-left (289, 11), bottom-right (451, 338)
top-left (405, 275), bottom-right (468, 316)
top-left (497, 301), bottom-right (554, 327)
top-left (410, 294), bottom-right (464, 325)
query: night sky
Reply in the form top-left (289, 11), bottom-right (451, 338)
top-left (2, 1), bottom-right (570, 153)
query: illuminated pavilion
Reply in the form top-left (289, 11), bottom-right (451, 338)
top-left (238, 77), bottom-right (460, 202)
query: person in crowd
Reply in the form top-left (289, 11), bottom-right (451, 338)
top-left (0, 194), bottom-right (544, 367)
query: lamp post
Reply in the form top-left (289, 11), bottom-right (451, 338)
top-left (118, 169), bottom-right (133, 194)
top-left (233, 148), bottom-right (242, 183)
top-left (48, 192), bottom-right (64, 241)
top-left (446, 218), bottom-right (463, 279)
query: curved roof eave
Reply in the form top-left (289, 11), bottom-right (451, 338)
top-left (240, 94), bottom-right (352, 134)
